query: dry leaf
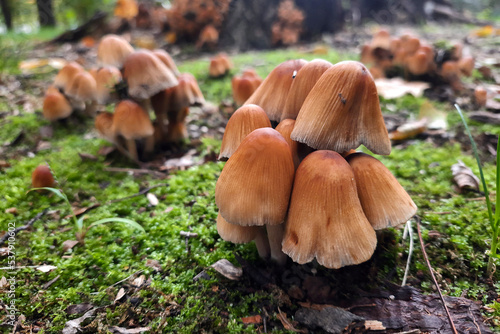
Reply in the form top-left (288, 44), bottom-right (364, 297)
top-left (37, 265), bottom-right (57, 273)
top-left (364, 320), bottom-right (386, 330)
top-left (147, 193), bottom-right (159, 206)
top-left (389, 118), bottom-right (428, 140)
top-left (145, 259), bottom-right (162, 272)
top-left (0, 276), bottom-right (8, 288)
top-left (241, 315), bottom-right (262, 324)
top-left (114, 287), bottom-right (126, 303)
top-left (419, 101), bottom-right (447, 130)
top-left (375, 78), bottom-right (430, 99)
top-left (65, 303), bottom-right (94, 315)
top-left (451, 160), bottom-right (480, 192)
top-left (109, 327), bottom-right (151, 334)
top-left (277, 307), bottom-right (308, 333)
top-left (0, 160), bottom-right (11, 168)
top-left (211, 259), bottom-right (242, 280)
top-left (469, 111), bottom-right (500, 124)
top-left (62, 308), bottom-right (96, 334)
top-left (4, 207), bottom-right (18, 215)
top-left (62, 240), bottom-right (79, 252)
top-left (131, 275), bottom-right (146, 288)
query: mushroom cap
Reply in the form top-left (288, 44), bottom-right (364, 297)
top-left (32, 165), bottom-right (56, 188)
top-left (275, 119), bottom-right (311, 170)
top-left (209, 57), bottom-right (228, 78)
top-left (282, 150), bottom-right (377, 269)
top-left (291, 60), bottom-right (391, 155)
top-left (53, 62), bottom-right (83, 91)
top-left (95, 67), bottom-right (122, 104)
top-left (232, 75), bottom-right (261, 107)
top-left (66, 71), bottom-right (97, 103)
top-left (458, 56), bottom-right (474, 77)
top-left (216, 212), bottom-right (260, 244)
top-left (474, 86), bottom-right (487, 107)
top-left (406, 51), bottom-right (429, 76)
top-left (94, 112), bottom-right (115, 142)
top-left (152, 49), bottom-right (180, 77)
top-left (123, 50), bottom-right (179, 99)
top-left (281, 59), bottom-right (333, 121)
top-left (97, 34), bottom-right (134, 68)
top-left (215, 128), bottom-right (295, 227)
top-left (346, 152), bottom-right (417, 230)
top-left (43, 90), bottom-right (73, 121)
top-left (111, 100), bottom-right (154, 140)
top-left (371, 29), bottom-right (391, 50)
top-left (219, 104), bottom-right (271, 160)
top-left (244, 59), bottom-right (307, 121)
top-left (184, 73), bottom-right (205, 105)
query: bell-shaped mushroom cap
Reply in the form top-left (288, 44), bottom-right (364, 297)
top-left (66, 71), bottom-right (97, 103)
top-left (346, 153), bottom-right (417, 230)
top-left (215, 128), bottom-right (295, 227)
top-left (244, 59), bottom-right (307, 122)
top-left (281, 59), bottom-right (333, 121)
top-left (152, 49), bottom-right (180, 77)
top-left (291, 61), bottom-right (391, 155)
top-left (217, 212), bottom-right (260, 244)
top-left (95, 67), bottom-right (122, 105)
top-left (32, 165), bottom-right (56, 188)
top-left (95, 112), bottom-right (115, 142)
top-left (219, 104), bottom-right (271, 160)
top-left (43, 90), bottom-right (73, 121)
top-left (97, 34), bottom-right (134, 68)
top-left (232, 76), bottom-right (260, 106)
top-left (370, 29), bottom-right (391, 50)
top-left (406, 51), bottom-right (429, 76)
top-left (209, 57), bottom-right (227, 78)
top-left (282, 150), bottom-right (377, 269)
top-left (54, 62), bottom-right (83, 91)
top-left (111, 100), bottom-right (154, 140)
top-left (185, 73), bottom-right (205, 105)
top-left (275, 119), bottom-right (308, 170)
top-left (123, 50), bottom-right (178, 100)
top-left (458, 56), bottom-right (474, 77)
top-left (474, 86), bottom-right (487, 107)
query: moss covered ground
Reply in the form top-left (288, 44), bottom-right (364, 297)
top-left (0, 35), bottom-right (499, 333)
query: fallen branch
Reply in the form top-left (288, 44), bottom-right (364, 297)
top-left (0, 209), bottom-right (48, 246)
top-left (416, 216), bottom-right (458, 334)
top-left (104, 183), bottom-right (169, 205)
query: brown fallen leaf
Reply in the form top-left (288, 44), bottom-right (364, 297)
top-left (0, 160), bottom-right (11, 168)
top-left (62, 307), bottom-right (97, 334)
top-left (62, 240), bottom-right (79, 252)
top-left (211, 259), bottom-right (242, 281)
top-left (389, 118), bottom-right (428, 140)
top-left (277, 307), bottom-right (308, 333)
top-left (114, 287), bottom-right (126, 303)
top-left (65, 303), bottom-right (94, 315)
top-left (241, 315), bottom-right (262, 324)
top-left (364, 320), bottom-right (386, 330)
top-left (451, 160), bottom-right (480, 192)
top-left (145, 259), bottom-right (162, 272)
top-left (4, 207), bottom-right (18, 215)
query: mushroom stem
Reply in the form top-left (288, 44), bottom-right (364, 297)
top-left (113, 138), bottom-right (142, 166)
top-left (254, 228), bottom-right (271, 259)
top-left (266, 224), bottom-right (287, 266)
top-left (85, 100), bottom-right (97, 117)
top-left (143, 134), bottom-right (155, 160)
top-left (125, 138), bottom-right (139, 161)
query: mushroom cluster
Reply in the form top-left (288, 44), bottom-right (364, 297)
top-left (43, 34), bottom-right (205, 162)
top-left (215, 59), bottom-right (417, 268)
top-left (361, 29), bottom-right (474, 92)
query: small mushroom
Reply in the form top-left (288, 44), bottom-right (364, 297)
top-left (152, 49), bottom-right (180, 77)
top-left (282, 150), bottom-right (377, 269)
top-left (32, 165), bottom-right (56, 189)
top-left (346, 152), bottom-right (417, 230)
top-left (95, 67), bottom-right (122, 105)
top-left (53, 62), bottom-right (83, 92)
top-left (43, 87), bottom-right (73, 121)
top-left (97, 34), bottom-right (134, 68)
top-left (65, 71), bottom-right (97, 115)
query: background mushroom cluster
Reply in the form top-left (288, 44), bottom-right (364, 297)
top-left (215, 59), bottom-right (418, 268)
top-left (42, 34), bottom-right (205, 162)
top-left (361, 29), bottom-right (475, 93)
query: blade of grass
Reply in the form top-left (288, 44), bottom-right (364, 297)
top-left (88, 218), bottom-right (145, 232)
top-left (454, 104), bottom-right (494, 228)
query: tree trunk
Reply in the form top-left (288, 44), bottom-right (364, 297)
top-left (36, 0), bottom-right (56, 27)
top-left (0, 0), bottom-right (12, 31)
top-left (294, 0), bottom-right (344, 40)
top-left (220, 0), bottom-right (281, 51)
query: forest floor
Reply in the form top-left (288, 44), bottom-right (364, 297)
top-left (0, 22), bottom-right (500, 333)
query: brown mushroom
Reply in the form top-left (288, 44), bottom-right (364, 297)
top-left (97, 34), bottom-right (134, 68)
top-left (282, 150), bottom-right (377, 269)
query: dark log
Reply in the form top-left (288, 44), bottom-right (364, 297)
top-left (36, 0), bottom-right (56, 27)
top-left (0, 0), bottom-right (12, 30)
top-left (49, 11), bottom-right (109, 44)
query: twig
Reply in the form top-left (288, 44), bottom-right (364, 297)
top-left (416, 216), bottom-right (458, 334)
top-left (104, 167), bottom-right (166, 178)
top-left (104, 183), bottom-right (169, 205)
top-left (0, 209), bottom-right (48, 246)
top-left (402, 220), bottom-right (414, 286)
top-left (90, 269), bottom-right (144, 295)
top-left (469, 306), bottom-right (482, 334)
